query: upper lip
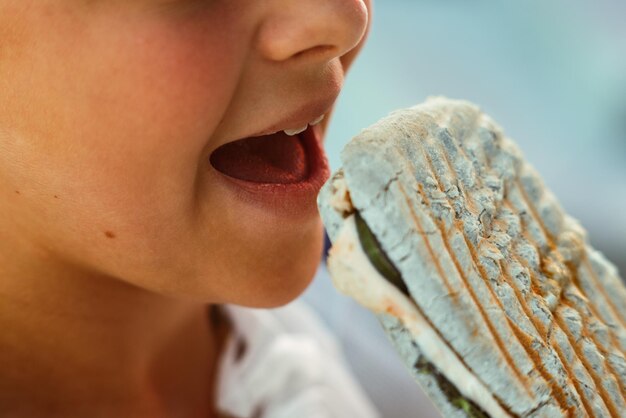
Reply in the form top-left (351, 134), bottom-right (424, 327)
top-left (248, 94), bottom-right (339, 138)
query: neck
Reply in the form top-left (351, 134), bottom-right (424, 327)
top-left (0, 238), bottom-right (223, 416)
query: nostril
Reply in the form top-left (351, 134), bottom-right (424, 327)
top-left (291, 44), bottom-right (336, 60)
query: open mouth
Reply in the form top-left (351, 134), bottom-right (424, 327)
top-left (209, 129), bottom-right (309, 184)
top-left (207, 112), bottom-right (330, 217)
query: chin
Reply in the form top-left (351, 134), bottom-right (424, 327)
top-left (235, 227), bottom-right (324, 309)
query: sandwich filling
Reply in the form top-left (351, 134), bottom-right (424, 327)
top-left (327, 213), bottom-right (510, 418)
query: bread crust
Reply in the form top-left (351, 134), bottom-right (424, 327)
top-left (318, 97), bottom-right (626, 417)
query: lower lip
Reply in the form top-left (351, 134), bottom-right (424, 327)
top-left (209, 124), bottom-right (330, 218)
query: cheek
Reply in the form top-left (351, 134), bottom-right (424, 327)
top-left (82, 11), bottom-right (242, 165)
top-left (64, 17), bottom-right (244, 214)
top-left (1, 9), bottom-right (249, 282)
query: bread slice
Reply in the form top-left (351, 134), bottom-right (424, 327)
top-left (318, 97), bottom-right (626, 417)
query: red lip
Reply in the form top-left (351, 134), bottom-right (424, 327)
top-left (209, 124), bottom-right (329, 218)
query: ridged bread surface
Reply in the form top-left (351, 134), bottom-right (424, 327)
top-left (318, 97), bottom-right (626, 417)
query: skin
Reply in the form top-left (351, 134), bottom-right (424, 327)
top-left (0, 0), bottom-right (371, 416)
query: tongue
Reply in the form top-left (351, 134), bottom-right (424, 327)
top-left (210, 131), bottom-right (308, 184)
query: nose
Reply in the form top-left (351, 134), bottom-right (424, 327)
top-left (257, 0), bottom-right (369, 63)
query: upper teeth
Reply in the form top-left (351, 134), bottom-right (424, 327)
top-left (310, 114), bottom-right (325, 126)
top-left (283, 114), bottom-right (325, 136)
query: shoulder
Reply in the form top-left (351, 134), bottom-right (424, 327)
top-left (215, 300), bottom-right (379, 418)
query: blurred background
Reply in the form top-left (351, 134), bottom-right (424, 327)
top-left (300, 1), bottom-right (626, 416)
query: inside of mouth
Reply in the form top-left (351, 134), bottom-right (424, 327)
top-left (209, 130), bottom-right (309, 184)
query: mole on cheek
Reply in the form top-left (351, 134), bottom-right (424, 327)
top-left (104, 231), bottom-right (116, 239)
top-left (15, 190), bottom-right (20, 195)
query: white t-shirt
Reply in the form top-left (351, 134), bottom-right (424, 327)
top-left (215, 300), bottom-right (380, 418)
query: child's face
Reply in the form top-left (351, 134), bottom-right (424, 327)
top-left (0, 1), bottom-right (369, 306)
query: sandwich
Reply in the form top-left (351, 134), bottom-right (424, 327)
top-left (317, 97), bottom-right (626, 417)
